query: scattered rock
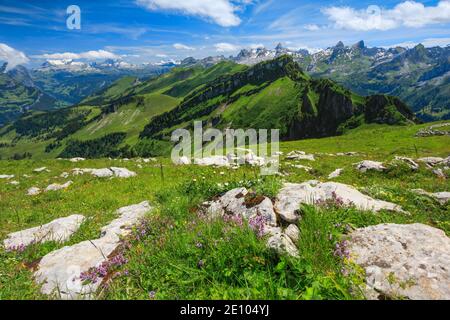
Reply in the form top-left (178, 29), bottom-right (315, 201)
top-left (412, 189), bottom-right (450, 204)
top-left (110, 167), bottom-right (136, 178)
top-left (204, 188), bottom-right (277, 226)
top-left (34, 201), bottom-right (151, 299)
top-left (275, 181), bottom-right (404, 223)
top-left (267, 233), bottom-right (299, 257)
top-left (433, 168), bottom-right (447, 179)
top-left (348, 223), bottom-right (450, 300)
top-left (355, 160), bottom-right (386, 173)
top-left (9, 180), bottom-right (20, 185)
top-left (3, 215), bottom-right (85, 250)
top-left (70, 157), bottom-right (85, 163)
top-left (34, 167), bottom-right (48, 173)
top-left (393, 156), bottom-right (419, 170)
top-left (0, 174), bottom-right (14, 179)
top-left (417, 157), bottom-right (444, 167)
top-left (284, 224), bottom-right (300, 244)
top-left (60, 172), bottom-right (69, 178)
top-left (71, 168), bottom-right (136, 178)
top-left (194, 156), bottom-right (230, 167)
top-left (328, 168), bottom-right (343, 179)
top-left (90, 168), bottom-right (114, 178)
top-left (45, 181), bottom-right (73, 192)
top-left (27, 187), bottom-right (41, 196)
top-left (174, 156), bottom-right (191, 165)
top-left (416, 123), bottom-right (450, 137)
top-left (286, 151), bottom-right (315, 161)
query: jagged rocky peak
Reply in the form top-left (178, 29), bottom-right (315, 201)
top-left (0, 62), bottom-right (7, 73)
top-left (335, 41), bottom-right (345, 49)
top-left (7, 65), bottom-right (34, 87)
top-left (352, 40), bottom-right (365, 50)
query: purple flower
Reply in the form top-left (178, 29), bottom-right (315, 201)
top-left (196, 242), bottom-right (203, 249)
top-left (149, 291), bottom-right (156, 299)
top-left (197, 260), bottom-right (205, 269)
top-left (334, 240), bottom-right (350, 260)
top-left (248, 215), bottom-right (266, 238)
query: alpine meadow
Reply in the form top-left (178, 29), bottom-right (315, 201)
top-left (0, 0), bottom-right (449, 305)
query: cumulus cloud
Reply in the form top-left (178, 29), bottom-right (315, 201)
top-left (37, 50), bottom-right (120, 60)
top-left (173, 43), bottom-right (195, 50)
top-left (0, 43), bottom-right (29, 71)
top-left (323, 1), bottom-right (450, 31)
top-left (304, 24), bottom-right (321, 31)
top-left (249, 43), bottom-right (265, 49)
top-left (214, 42), bottom-right (241, 52)
top-left (136, 0), bottom-right (242, 27)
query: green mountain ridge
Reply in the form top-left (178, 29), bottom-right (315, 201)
top-left (0, 56), bottom-right (417, 159)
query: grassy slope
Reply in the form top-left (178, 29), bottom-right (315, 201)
top-left (72, 94), bottom-right (179, 145)
top-left (0, 123), bottom-right (448, 299)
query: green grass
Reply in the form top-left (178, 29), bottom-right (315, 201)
top-left (72, 93), bottom-right (179, 145)
top-left (0, 123), bottom-right (449, 299)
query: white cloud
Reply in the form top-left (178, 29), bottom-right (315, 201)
top-left (214, 42), bottom-right (241, 52)
top-left (387, 37), bottom-right (450, 48)
top-left (304, 24), bottom-right (320, 31)
top-left (0, 43), bottom-right (29, 71)
top-left (37, 50), bottom-right (120, 60)
top-left (249, 43), bottom-right (265, 49)
top-left (173, 43), bottom-right (195, 50)
top-left (323, 1), bottom-right (450, 31)
top-left (136, 0), bottom-right (242, 27)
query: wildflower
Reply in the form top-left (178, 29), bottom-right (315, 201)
top-left (248, 215), bottom-right (266, 238)
top-left (196, 242), bottom-right (203, 249)
top-left (149, 291), bottom-right (156, 299)
top-left (334, 240), bottom-right (350, 260)
top-left (197, 260), bottom-right (205, 269)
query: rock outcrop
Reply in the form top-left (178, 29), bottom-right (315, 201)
top-left (3, 215), bottom-right (85, 250)
top-left (274, 181), bottom-right (404, 223)
top-left (34, 201), bottom-right (151, 299)
top-left (45, 181), bottom-right (73, 192)
top-left (355, 160), bottom-right (386, 173)
top-left (348, 223), bottom-right (450, 300)
top-left (71, 167), bottom-right (136, 178)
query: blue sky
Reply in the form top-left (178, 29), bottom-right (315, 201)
top-left (1, 0), bottom-right (450, 68)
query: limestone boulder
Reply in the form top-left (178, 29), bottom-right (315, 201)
top-left (3, 215), bottom-right (85, 250)
top-left (348, 223), bottom-right (450, 300)
top-left (34, 201), bottom-right (152, 299)
top-left (275, 181), bottom-right (404, 223)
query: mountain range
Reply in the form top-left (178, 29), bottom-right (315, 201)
top-left (0, 59), bottom-right (174, 126)
top-left (185, 41), bottom-right (449, 121)
top-left (0, 40), bottom-right (448, 127)
top-left (0, 55), bottom-right (417, 160)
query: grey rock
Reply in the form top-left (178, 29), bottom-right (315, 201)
top-left (417, 157), bottom-right (444, 166)
top-left (27, 187), bottom-right (41, 196)
top-left (3, 215), bottom-right (85, 250)
top-left (393, 156), bottom-right (419, 170)
top-left (355, 160), bottom-right (386, 173)
top-left (328, 168), bottom-right (343, 179)
top-left (267, 233), bottom-right (299, 257)
top-left (45, 181), bottom-right (73, 192)
top-left (284, 224), bottom-right (300, 243)
top-left (275, 181), bottom-right (404, 223)
top-left (110, 167), bottom-right (137, 178)
top-left (349, 223), bottom-right (450, 300)
top-left (34, 201), bottom-right (151, 299)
